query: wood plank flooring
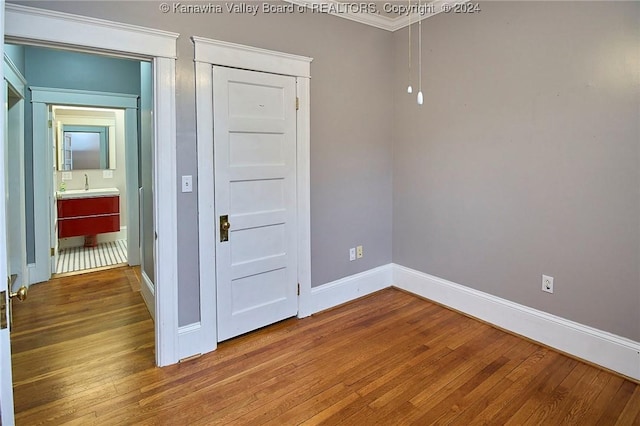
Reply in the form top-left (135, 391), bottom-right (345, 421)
top-left (10, 267), bottom-right (640, 425)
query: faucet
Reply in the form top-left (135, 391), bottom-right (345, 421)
top-left (84, 174), bottom-right (89, 191)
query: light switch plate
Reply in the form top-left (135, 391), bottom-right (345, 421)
top-left (61, 172), bottom-right (72, 181)
top-left (103, 170), bottom-right (113, 179)
top-left (182, 175), bottom-right (193, 193)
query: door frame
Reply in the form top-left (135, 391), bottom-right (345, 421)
top-left (194, 37), bottom-right (312, 356)
top-left (30, 88), bottom-right (140, 282)
top-left (5, 4), bottom-right (181, 367)
top-left (4, 53), bottom-right (28, 291)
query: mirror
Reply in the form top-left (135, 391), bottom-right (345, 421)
top-left (61, 126), bottom-right (109, 170)
top-left (54, 106), bottom-right (117, 171)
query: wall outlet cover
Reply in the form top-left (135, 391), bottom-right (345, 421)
top-left (182, 175), bottom-right (193, 193)
top-left (103, 170), bottom-right (114, 179)
top-left (61, 171), bottom-right (72, 181)
top-left (542, 275), bottom-right (554, 294)
top-left (349, 248), bottom-right (356, 261)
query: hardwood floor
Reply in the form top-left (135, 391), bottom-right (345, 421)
top-left (10, 268), bottom-right (640, 425)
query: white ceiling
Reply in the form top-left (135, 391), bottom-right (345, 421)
top-left (285, 0), bottom-right (467, 31)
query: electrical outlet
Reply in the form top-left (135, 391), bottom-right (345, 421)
top-left (542, 275), bottom-right (554, 294)
top-left (349, 248), bottom-right (356, 261)
top-left (356, 245), bottom-right (363, 259)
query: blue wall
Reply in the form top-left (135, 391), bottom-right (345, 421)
top-left (23, 46), bottom-right (141, 263)
top-left (24, 46), bottom-right (141, 94)
top-left (5, 44), bottom-right (25, 75)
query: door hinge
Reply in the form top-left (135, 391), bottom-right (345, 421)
top-left (48, 119), bottom-right (53, 128)
top-left (296, 97), bottom-right (299, 111)
top-left (50, 247), bottom-right (55, 256)
top-left (297, 283), bottom-right (300, 296)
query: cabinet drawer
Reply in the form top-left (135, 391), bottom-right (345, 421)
top-left (58, 214), bottom-right (120, 238)
top-left (57, 196), bottom-right (119, 218)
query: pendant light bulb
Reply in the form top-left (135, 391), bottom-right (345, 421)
top-left (417, 91), bottom-right (424, 105)
top-left (407, 85), bottom-right (413, 94)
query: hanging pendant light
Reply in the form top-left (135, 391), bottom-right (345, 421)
top-left (417, 0), bottom-right (423, 105)
top-left (406, 0), bottom-right (413, 94)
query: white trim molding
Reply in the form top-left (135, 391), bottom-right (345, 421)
top-left (309, 265), bottom-right (393, 314)
top-left (194, 36), bottom-right (312, 356)
top-left (5, 5), bottom-right (179, 367)
top-left (30, 87), bottom-right (138, 107)
top-left (192, 36), bottom-right (312, 78)
top-left (285, 0), bottom-right (469, 32)
top-left (178, 323), bottom-right (203, 361)
top-left (4, 53), bottom-right (27, 91)
top-left (152, 57), bottom-right (179, 367)
top-left (29, 88), bottom-right (139, 285)
top-left (392, 264), bottom-right (640, 381)
top-left (5, 4), bottom-right (178, 58)
top-left (140, 271), bottom-right (155, 321)
top-left (4, 53), bottom-right (28, 294)
top-left (296, 77), bottom-right (313, 318)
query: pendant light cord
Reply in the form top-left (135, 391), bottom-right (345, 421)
top-left (418, 0), bottom-right (422, 94)
top-left (408, 0), bottom-right (411, 80)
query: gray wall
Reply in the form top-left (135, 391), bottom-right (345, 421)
top-left (13, 1), bottom-right (395, 326)
top-left (22, 46), bottom-right (141, 263)
top-left (17, 2), bottom-right (635, 342)
top-left (5, 43), bottom-right (25, 74)
top-left (393, 2), bottom-right (640, 341)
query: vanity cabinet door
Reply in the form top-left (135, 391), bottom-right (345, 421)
top-left (57, 196), bottom-right (120, 238)
top-left (57, 196), bottom-right (119, 218)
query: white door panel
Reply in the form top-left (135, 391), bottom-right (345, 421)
top-left (1, 11), bottom-right (17, 419)
top-left (214, 66), bottom-right (297, 341)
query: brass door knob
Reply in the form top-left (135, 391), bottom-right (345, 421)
top-left (11, 286), bottom-right (28, 302)
top-left (220, 215), bottom-right (231, 242)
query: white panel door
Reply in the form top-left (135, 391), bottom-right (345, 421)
top-left (213, 66), bottom-right (298, 341)
top-left (1, 16), bottom-right (17, 420)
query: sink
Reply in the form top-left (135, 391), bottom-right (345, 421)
top-left (57, 187), bottom-right (120, 200)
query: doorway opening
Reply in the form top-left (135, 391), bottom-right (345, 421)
top-left (6, 44), bottom-right (154, 287)
top-left (52, 105), bottom-right (130, 276)
top-left (5, 40), bottom-right (157, 318)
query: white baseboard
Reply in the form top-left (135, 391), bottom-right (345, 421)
top-left (178, 321), bottom-right (217, 361)
top-left (173, 262), bottom-right (640, 380)
top-left (27, 263), bottom-right (43, 285)
top-left (178, 322), bottom-right (203, 360)
top-left (175, 266), bottom-right (393, 361)
top-left (309, 264), bottom-right (393, 314)
top-left (392, 263), bottom-right (640, 381)
top-left (140, 270), bottom-right (155, 321)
